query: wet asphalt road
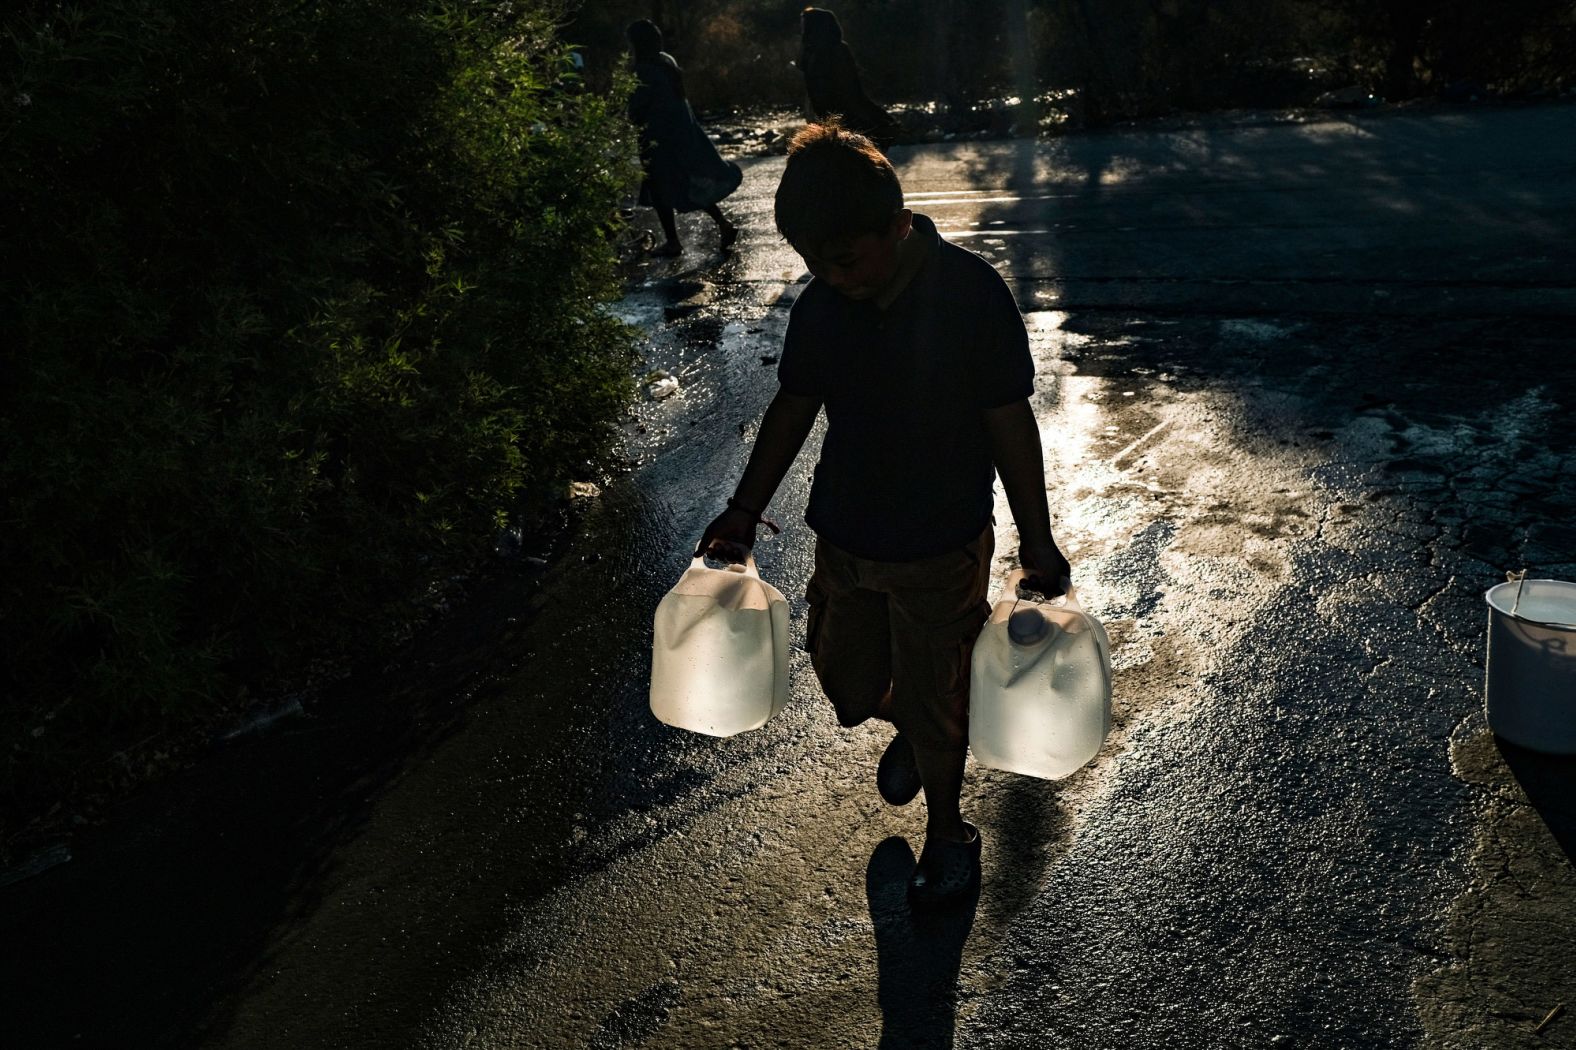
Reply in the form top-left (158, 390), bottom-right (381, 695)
top-left (7, 104), bottom-right (1575, 1050)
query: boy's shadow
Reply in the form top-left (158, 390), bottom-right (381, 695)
top-left (865, 836), bottom-right (979, 1049)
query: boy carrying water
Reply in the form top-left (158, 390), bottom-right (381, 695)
top-left (696, 121), bottom-right (1071, 908)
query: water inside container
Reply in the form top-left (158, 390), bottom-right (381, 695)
top-left (650, 594), bottom-right (777, 733)
top-left (649, 556), bottom-right (789, 737)
top-left (970, 579), bottom-right (1111, 780)
top-left (1488, 579), bottom-right (1576, 627)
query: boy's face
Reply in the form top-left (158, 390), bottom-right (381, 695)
top-left (798, 210), bottom-right (914, 301)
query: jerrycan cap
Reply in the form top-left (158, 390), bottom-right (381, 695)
top-left (1008, 606), bottom-right (1054, 646)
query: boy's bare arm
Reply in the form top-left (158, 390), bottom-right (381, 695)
top-left (694, 390), bottom-right (823, 558)
top-left (984, 398), bottom-right (1072, 593)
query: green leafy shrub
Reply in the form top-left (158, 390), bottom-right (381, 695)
top-left (0, 0), bottom-right (639, 823)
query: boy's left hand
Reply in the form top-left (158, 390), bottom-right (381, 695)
top-left (1019, 541), bottom-right (1072, 598)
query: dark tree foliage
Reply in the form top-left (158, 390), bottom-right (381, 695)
top-left (1, 0), bottom-right (639, 821)
top-left (992, 0), bottom-right (1573, 120)
top-left (1345, 0), bottom-right (1576, 99)
top-left (569, 1), bottom-right (1574, 121)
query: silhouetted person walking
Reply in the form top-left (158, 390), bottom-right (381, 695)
top-left (627, 19), bottom-right (740, 256)
top-left (798, 8), bottom-right (899, 148)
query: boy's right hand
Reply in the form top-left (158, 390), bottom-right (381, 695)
top-left (1020, 540), bottom-right (1073, 599)
top-left (694, 505), bottom-right (760, 563)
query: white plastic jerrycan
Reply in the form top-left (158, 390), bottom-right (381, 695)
top-left (650, 554), bottom-right (790, 737)
top-left (969, 571), bottom-right (1112, 779)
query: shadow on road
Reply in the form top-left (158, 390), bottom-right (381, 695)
top-left (0, 485), bottom-right (691, 1049)
top-left (865, 836), bottom-right (979, 1049)
top-left (944, 109), bottom-right (1576, 322)
top-left (1499, 740), bottom-right (1576, 867)
top-left (0, 584), bottom-right (512, 1048)
top-left (974, 773), bottom-right (1067, 923)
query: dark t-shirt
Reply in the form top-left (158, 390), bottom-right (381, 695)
top-left (777, 214), bottom-right (1034, 562)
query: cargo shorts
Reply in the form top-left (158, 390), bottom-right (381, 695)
top-left (804, 527), bottom-right (994, 756)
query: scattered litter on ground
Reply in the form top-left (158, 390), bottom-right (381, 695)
top-left (1533, 1002), bottom-right (1566, 1035)
top-left (645, 370), bottom-right (680, 400)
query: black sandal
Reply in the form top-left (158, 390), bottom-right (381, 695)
top-left (907, 823), bottom-right (982, 910)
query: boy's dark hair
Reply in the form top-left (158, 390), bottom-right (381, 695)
top-left (774, 119), bottom-right (903, 256)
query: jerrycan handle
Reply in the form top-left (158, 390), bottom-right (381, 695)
top-left (695, 551), bottom-right (761, 578)
top-left (1007, 568), bottom-right (1076, 609)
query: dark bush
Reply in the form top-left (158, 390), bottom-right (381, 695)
top-left (0, 0), bottom-right (639, 825)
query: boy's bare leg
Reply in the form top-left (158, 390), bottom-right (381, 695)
top-left (913, 746), bottom-right (970, 841)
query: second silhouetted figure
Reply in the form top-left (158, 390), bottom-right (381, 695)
top-left (798, 8), bottom-right (899, 148)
